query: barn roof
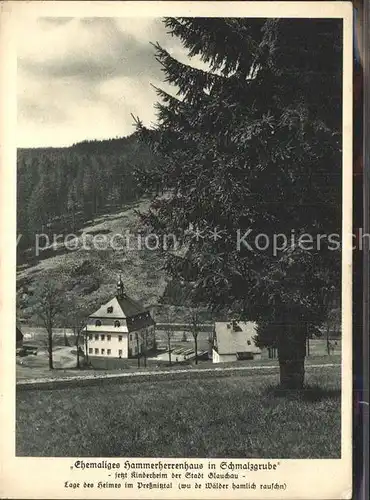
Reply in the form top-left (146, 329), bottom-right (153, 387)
top-left (214, 321), bottom-right (260, 355)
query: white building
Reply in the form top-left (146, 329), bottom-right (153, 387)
top-left (84, 278), bottom-right (155, 365)
top-left (212, 320), bottom-right (261, 363)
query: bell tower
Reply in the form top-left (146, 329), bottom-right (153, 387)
top-left (117, 275), bottom-right (125, 298)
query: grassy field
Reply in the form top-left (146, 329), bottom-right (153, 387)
top-left (16, 366), bottom-right (341, 458)
top-left (16, 355), bottom-right (341, 382)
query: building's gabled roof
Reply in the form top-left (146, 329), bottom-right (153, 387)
top-left (90, 294), bottom-right (151, 320)
top-left (117, 294), bottom-right (149, 318)
top-left (214, 321), bottom-right (260, 355)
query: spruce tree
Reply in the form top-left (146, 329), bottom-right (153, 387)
top-left (135, 18), bottom-right (342, 389)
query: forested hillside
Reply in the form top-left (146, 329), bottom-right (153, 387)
top-left (16, 134), bottom-right (196, 325)
top-left (17, 133), bottom-right (157, 252)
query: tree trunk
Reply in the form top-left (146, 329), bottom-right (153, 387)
top-left (326, 324), bottom-right (331, 355)
top-left (64, 328), bottom-right (69, 347)
top-left (194, 337), bottom-right (198, 365)
top-left (72, 203), bottom-right (76, 233)
top-left (277, 326), bottom-right (306, 390)
top-left (84, 333), bottom-right (89, 364)
top-left (278, 358), bottom-right (305, 389)
top-left (47, 328), bottom-right (53, 370)
top-left (76, 333), bottom-right (80, 369)
top-left (136, 335), bottom-right (140, 368)
top-left (143, 335), bottom-right (147, 368)
top-left (168, 336), bottom-right (172, 365)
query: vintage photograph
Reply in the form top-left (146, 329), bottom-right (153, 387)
top-left (15, 13), bottom-right (344, 461)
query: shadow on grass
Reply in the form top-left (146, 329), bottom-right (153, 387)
top-left (264, 384), bottom-right (341, 402)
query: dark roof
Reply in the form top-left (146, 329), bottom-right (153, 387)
top-left (90, 294), bottom-right (152, 321)
top-left (126, 313), bottom-right (155, 332)
top-left (16, 327), bottom-right (23, 341)
top-left (116, 294), bottom-right (147, 318)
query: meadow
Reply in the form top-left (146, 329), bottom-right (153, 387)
top-left (16, 365), bottom-right (341, 459)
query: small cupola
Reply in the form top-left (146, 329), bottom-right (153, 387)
top-left (117, 275), bottom-right (125, 298)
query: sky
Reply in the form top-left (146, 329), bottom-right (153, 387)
top-left (17, 17), bottom-right (202, 148)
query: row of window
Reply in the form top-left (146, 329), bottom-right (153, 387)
top-left (89, 334), bottom-right (115, 341)
top-left (88, 334), bottom-right (135, 342)
top-left (89, 348), bottom-right (123, 356)
top-left (95, 320), bottom-right (121, 327)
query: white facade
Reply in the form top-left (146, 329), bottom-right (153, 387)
top-left (212, 349), bottom-right (236, 364)
top-left (86, 331), bottom-right (129, 358)
top-left (84, 286), bottom-right (155, 361)
top-left (86, 326), bottom-right (154, 359)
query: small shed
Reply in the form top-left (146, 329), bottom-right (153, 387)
top-left (212, 320), bottom-right (261, 363)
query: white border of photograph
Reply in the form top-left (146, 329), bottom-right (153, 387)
top-left (0, 2), bottom-right (352, 499)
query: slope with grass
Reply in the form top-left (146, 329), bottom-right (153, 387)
top-left (16, 366), bottom-right (341, 458)
top-left (17, 199), bottom-right (170, 323)
top-left (17, 196), bottom-right (211, 325)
